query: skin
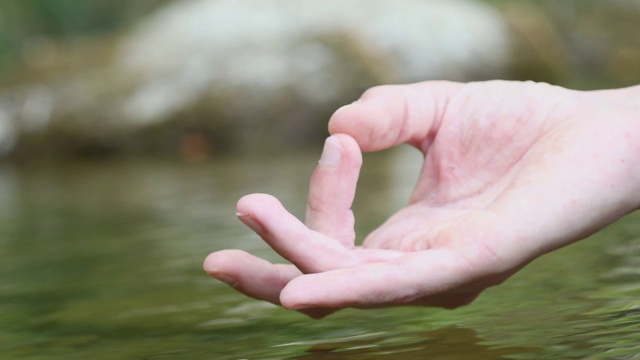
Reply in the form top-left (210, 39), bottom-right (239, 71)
top-left (204, 80), bottom-right (640, 318)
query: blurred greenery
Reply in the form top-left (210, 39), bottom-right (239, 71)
top-left (488, 0), bottom-right (640, 89)
top-left (0, 0), bottom-right (168, 79)
top-left (1, 0), bottom-right (638, 87)
top-left (0, 0), bottom-right (637, 160)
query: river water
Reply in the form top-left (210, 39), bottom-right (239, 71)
top-left (1, 147), bottom-right (639, 359)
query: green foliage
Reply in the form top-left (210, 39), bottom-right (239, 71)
top-left (484, 0), bottom-right (640, 89)
top-left (0, 0), bottom-right (169, 77)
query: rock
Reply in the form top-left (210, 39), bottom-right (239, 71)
top-left (1, 0), bottom-right (511, 159)
top-left (117, 0), bottom-right (508, 126)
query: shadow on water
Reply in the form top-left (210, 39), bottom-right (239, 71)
top-left (289, 326), bottom-right (538, 359)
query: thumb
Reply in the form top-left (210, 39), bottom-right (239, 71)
top-left (328, 81), bottom-right (463, 152)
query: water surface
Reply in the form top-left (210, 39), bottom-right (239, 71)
top-left (1, 148), bottom-right (639, 359)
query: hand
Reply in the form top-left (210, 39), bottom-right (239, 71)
top-left (204, 80), bottom-right (640, 317)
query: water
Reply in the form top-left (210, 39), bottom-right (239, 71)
top-left (1, 148), bottom-right (639, 359)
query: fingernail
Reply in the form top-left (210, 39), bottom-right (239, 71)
top-left (213, 273), bottom-right (239, 288)
top-left (318, 136), bottom-right (341, 168)
top-left (236, 212), bottom-right (263, 233)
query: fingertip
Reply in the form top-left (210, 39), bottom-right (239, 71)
top-left (330, 133), bottom-right (362, 165)
top-left (329, 133), bottom-right (357, 145)
top-left (328, 87), bottom-right (406, 152)
top-left (203, 250), bottom-right (249, 288)
top-left (236, 193), bottom-right (280, 213)
top-left (203, 249), bottom-right (245, 273)
top-left (279, 276), bottom-right (315, 310)
top-left (236, 193), bottom-right (304, 238)
top-left (316, 134), bottom-right (361, 174)
top-left (327, 104), bottom-right (351, 134)
top-left (281, 279), bottom-right (339, 317)
top-left (328, 103), bottom-right (371, 149)
top-left (236, 194), bottom-right (287, 232)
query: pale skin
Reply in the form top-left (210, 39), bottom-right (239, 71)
top-left (204, 80), bottom-right (640, 319)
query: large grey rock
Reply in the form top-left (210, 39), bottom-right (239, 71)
top-left (1, 0), bottom-right (510, 158)
top-left (117, 0), bottom-right (508, 126)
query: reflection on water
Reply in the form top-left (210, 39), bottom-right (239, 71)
top-left (0, 149), bottom-right (639, 359)
top-left (289, 327), bottom-right (537, 359)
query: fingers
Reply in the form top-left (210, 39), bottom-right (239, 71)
top-left (203, 249), bottom-right (337, 319)
top-left (305, 134), bottom-right (362, 247)
top-left (236, 194), bottom-right (359, 273)
top-left (279, 250), bottom-right (478, 310)
top-left (328, 81), bottom-right (463, 152)
top-left (204, 249), bottom-right (301, 304)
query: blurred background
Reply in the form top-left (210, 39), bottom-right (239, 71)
top-left (0, 0), bottom-right (638, 160)
top-left (1, 1), bottom-right (640, 359)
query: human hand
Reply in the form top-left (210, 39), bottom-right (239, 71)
top-left (204, 81), bottom-right (640, 317)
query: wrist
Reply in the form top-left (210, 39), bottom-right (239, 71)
top-left (581, 85), bottom-right (640, 211)
top-left (614, 85), bottom-right (640, 210)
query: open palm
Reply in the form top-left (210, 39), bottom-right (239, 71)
top-left (204, 81), bottom-right (640, 317)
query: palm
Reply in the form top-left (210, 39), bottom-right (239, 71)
top-left (363, 82), bottom-right (562, 259)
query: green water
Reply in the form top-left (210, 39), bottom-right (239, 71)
top-left (1, 148), bottom-right (639, 359)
